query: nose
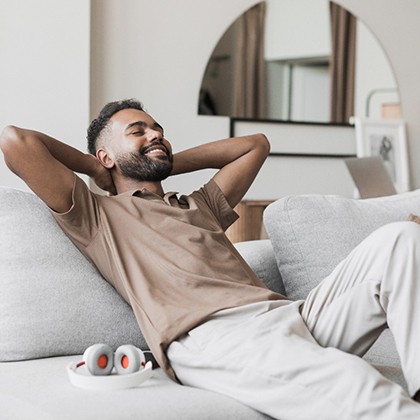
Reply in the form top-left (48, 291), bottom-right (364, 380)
top-left (146, 128), bottom-right (163, 142)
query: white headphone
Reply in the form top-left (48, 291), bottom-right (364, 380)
top-left (67, 343), bottom-right (153, 390)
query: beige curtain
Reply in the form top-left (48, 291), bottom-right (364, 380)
top-left (233, 2), bottom-right (266, 119)
top-left (329, 2), bottom-right (357, 124)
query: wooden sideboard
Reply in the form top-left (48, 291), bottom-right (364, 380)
top-left (225, 200), bottom-right (273, 243)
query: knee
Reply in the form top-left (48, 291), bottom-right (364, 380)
top-left (382, 221), bottom-right (420, 249)
top-left (366, 221), bottom-right (420, 249)
top-left (392, 220), bottom-right (420, 237)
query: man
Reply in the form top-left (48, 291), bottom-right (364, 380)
top-left (1, 99), bottom-right (420, 419)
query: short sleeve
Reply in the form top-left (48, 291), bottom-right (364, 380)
top-left (50, 175), bottom-right (100, 248)
top-left (192, 179), bottom-right (239, 231)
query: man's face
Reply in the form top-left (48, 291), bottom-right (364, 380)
top-left (108, 109), bottom-right (173, 182)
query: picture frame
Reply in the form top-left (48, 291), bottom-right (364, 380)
top-left (351, 117), bottom-right (410, 193)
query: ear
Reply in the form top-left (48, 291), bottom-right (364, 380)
top-left (96, 147), bottom-right (115, 169)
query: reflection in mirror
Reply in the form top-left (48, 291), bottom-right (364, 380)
top-left (198, 0), bottom-right (400, 124)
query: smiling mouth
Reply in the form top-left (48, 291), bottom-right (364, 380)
top-left (142, 143), bottom-right (169, 158)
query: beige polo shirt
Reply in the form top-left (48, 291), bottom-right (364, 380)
top-left (52, 175), bottom-right (285, 380)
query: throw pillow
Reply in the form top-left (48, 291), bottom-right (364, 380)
top-left (264, 189), bottom-right (420, 300)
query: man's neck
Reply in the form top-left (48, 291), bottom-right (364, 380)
top-left (115, 178), bottom-right (165, 197)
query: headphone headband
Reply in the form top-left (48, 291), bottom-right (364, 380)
top-left (67, 360), bottom-right (153, 390)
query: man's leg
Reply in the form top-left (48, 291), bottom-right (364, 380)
top-left (301, 221), bottom-right (420, 398)
top-left (168, 299), bottom-right (420, 420)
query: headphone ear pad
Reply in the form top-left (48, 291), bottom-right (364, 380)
top-left (114, 345), bottom-right (145, 375)
top-left (83, 343), bottom-right (114, 376)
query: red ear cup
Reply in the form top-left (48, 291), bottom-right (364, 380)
top-left (114, 345), bottom-right (145, 375)
top-left (83, 343), bottom-right (114, 376)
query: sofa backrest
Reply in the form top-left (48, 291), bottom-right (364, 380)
top-left (264, 189), bottom-right (420, 300)
top-left (0, 186), bottom-right (146, 362)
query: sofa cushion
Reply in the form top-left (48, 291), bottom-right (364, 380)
top-left (0, 355), bottom-right (270, 420)
top-left (0, 186), bottom-right (147, 361)
top-left (264, 189), bottom-right (420, 301)
top-left (234, 239), bottom-right (286, 296)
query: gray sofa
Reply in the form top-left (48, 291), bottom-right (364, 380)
top-left (1, 185), bottom-right (419, 419)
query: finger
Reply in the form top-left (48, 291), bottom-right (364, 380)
top-left (408, 214), bottom-right (420, 223)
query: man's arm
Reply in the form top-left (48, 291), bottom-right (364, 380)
top-left (171, 134), bottom-right (270, 208)
top-left (0, 126), bottom-right (115, 213)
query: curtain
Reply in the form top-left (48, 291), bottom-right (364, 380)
top-left (233, 2), bottom-right (266, 119)
top-left (329, 2), bottom-right (357, 124)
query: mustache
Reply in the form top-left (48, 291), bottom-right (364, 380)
top-left (140, 141), bottom-right (171, 157)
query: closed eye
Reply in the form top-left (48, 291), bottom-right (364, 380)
top-left (153, 124), bottom-right (164, 136)
top-left (125, 120), bottom-right (164, 136)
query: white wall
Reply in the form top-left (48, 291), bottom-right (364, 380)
top-left (2, 0), bottom-right (420, 198)
top-left (0, 0), bottom-right (90, 191)
top-left (354, 19), bottom-right (398, 120)
top-left (336, 0), bottom-right (420, 193)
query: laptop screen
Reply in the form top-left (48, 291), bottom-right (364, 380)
top-left (345, 156), bottom-right (397, 198)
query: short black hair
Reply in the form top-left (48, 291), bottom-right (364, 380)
top-left (87, 99), bottom-right (145, 155)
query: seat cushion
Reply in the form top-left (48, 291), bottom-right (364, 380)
top-left (0, 355), bottom-right (269, 420)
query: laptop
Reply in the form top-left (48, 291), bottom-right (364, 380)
top-left (345, 156), bottom-right (397, 199)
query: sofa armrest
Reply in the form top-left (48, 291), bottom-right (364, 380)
top-left (234, 239), bottom-right (286, 296)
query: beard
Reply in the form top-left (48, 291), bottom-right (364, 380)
top-left (117, 145), bottom-right (173, 182)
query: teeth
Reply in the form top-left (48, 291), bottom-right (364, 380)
top-left (146, 148), bottom-right (166, 155)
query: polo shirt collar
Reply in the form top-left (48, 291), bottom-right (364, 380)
top-left (118, 188), bottom-right (179, 203)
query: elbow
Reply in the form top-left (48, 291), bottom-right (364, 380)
top-left (0, 126), bottom-right (28, 171)
top-left (0, 125), bottom-right (23, 151)
top-left (256, 133), bottom-right (270, 156)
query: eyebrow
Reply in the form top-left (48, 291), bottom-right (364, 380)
top-left (125, 120), bottom-right (164, 133)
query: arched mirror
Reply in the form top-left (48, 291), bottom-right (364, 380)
top-left (198, 0), bottom-right (400, 125)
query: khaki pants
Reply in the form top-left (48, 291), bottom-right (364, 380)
top-left (167, 222), bottom-right (420, 419)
